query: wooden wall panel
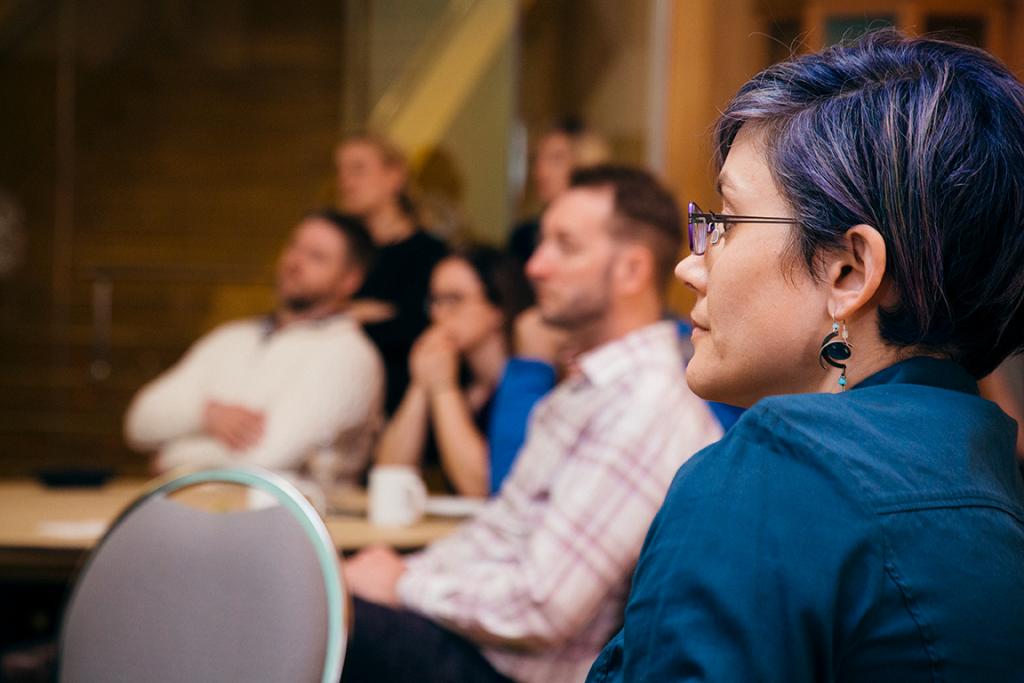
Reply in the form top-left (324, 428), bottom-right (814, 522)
top-left (0, 1), bottom-right (342, 475)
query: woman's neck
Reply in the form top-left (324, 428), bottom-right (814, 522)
top-left (465, 333), bottom-right (508, 389)
top-left (366, 203), bottom-right (415, 245)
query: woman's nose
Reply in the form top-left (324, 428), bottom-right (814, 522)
top-left (675, 253), bottom-right (706, 295)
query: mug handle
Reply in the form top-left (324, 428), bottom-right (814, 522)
top-left (405, 477), bottom-right (428, 519)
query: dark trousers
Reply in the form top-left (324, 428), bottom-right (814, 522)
top-left (341, 597), bottom-right (514, 683)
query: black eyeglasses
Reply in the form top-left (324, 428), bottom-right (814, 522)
top-left (687, 201), bottom-right (794, 255)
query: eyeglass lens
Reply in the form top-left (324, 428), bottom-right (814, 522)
top-left (687, 202), bottom-right (709, 256)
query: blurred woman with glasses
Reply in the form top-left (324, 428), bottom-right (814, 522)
top-left (375, 246), bottom-right (532, 497)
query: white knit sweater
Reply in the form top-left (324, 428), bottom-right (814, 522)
top-left (124, 313), bottom-right (383, 486)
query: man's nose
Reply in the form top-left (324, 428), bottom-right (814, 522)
top-left (525, 246), bottom-right (550, 281)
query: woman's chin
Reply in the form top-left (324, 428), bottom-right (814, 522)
top-left (685, 362), bottom-right (751, 408)
top-left (684, 364), bottom-right (719, 402)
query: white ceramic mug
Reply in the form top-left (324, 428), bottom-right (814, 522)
top-left (368, 465), bottom-right (427, 527)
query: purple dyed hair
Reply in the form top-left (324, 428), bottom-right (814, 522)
top-left (714, 30), bottom-right (1024, 378)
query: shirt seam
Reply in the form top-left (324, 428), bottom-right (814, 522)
top-left (874, 496), bottom-right (1024, 523)
top-left (880, 532), bottom-right (945, 683)
top-left (743, 403), bottom-right (907, 678)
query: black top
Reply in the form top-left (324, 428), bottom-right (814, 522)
top-left (357, 230), bottom-right (448, 415)
top-left (507, 216), bottom-right (541, 267)
top-left (422, 390), bottom-right (495, 494)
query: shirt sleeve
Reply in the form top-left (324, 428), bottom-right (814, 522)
top-left (597, 408), bottom-right (883, 682)
top-left (123, 325), bottom-right (236, 451)
top-left (397, 376), bottom-right (721, 650)
top-left (486, 358), bottom-right (556, 494)
top-left (232, 337), bottom-right (383, 472)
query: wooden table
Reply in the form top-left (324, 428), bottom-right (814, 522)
top-left (0, 477), bottom-right (463, 581)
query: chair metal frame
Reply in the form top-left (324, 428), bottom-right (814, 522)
top-left (58, 466), bottom-right (346, 683)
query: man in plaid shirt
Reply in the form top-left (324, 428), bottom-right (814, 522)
top-left (342, 165), bottom-right (724, 682)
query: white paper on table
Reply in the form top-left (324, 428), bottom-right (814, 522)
top-left (425, 496), bottom-right (487, 518)
top-left (37, 519), bottom-right (109, 540)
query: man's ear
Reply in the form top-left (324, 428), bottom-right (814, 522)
top-left (338, 268), bottom-right (366, 300)
top-left (824, 224), bottom-right (887, 321)
top-left (612, 243), bottom-right (655, 297)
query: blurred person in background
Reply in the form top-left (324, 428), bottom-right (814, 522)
top-left (375, 246), bottom-right (533, 497)
top-left (340, 165), bottom-right (723, 683)
top-left (335, 134), bottom-right (448, 415)
top-left (507, 117), bottom-right (610, 266)
top-left (981, 356), bottom-right (1024, 461)
top-left (124, 210), bottom-right (382, 489)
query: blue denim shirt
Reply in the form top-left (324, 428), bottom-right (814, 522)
top-left (587, 357), bottom-right (1024, 682)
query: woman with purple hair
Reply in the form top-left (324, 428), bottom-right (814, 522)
top-left (588, 31), bottom-right (1024, 682)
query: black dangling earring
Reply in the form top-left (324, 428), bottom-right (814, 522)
top-left (818, 319), bottom-right (853, 390)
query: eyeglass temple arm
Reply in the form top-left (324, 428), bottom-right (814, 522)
top-left (692, 212), bottom-right (793, 224)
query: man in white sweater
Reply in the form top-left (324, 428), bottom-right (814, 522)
top-left (124, 211), bottom-right (384, 487)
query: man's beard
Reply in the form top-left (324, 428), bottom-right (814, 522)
top-left (539, 290), bottom-right (608, 330)
top-left (282, 293), bottom-right (326, 313)
top-left (537, 265), bottom-right (613, 331)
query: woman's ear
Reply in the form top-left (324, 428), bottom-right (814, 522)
top-left (385, 163), bottom-right (408, 197)
top-left (825, 224), bottom-right (887, 321)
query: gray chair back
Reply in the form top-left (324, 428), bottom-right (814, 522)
top-left (58, 467), bottom-right (345, 683)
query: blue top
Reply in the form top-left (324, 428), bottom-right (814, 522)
top-left (486, 358), bottom-right (556, 494)
top-left (587, 357), bottom-right (1024, 682)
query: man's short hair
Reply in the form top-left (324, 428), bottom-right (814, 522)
top-left (569, 164), bottom-right (683, 289)
top-left (714, 30), bottom-right (1024, 378)
top-left (306, 209), bottom-right (376, 274)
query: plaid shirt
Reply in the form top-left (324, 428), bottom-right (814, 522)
top-left (397, 321), bottom-right (724, 682)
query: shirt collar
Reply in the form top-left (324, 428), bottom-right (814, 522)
top-left (574, 320), bottom-right (679, 387)
top-left (261, 310), bottom-right (348, 338)
top-left (853, 356), bottom-right (978, 396)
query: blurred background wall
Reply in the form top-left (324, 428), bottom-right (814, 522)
top-left (1, 0), bottom-right (1020, 474)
